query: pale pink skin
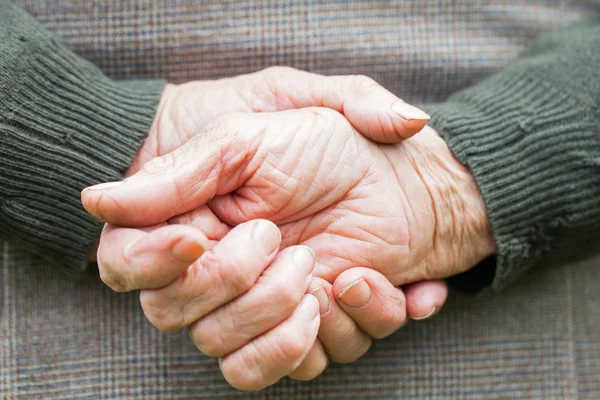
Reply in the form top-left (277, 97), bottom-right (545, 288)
top-left (83, 68), bottom-right (493, 391)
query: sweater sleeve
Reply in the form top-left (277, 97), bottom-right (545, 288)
top-left (0, 1), bottom-right (165, 275)
top-left (423, 20), bottom-right (600, 293)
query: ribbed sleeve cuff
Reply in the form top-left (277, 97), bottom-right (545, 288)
top-left (423, 31), bottom-right (600, 292)
top-left (0, 3), bottom-right (165, 274)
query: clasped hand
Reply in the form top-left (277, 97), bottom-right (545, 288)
top-left (82, 67), bottom-right (494, 391)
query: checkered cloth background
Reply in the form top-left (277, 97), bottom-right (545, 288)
top-left (1, 1), bottom-right (599, 398)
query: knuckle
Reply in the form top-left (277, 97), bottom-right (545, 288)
top-left (223, 367), bottom-right (264, 392)
top-left (313, 356), bottom-right (328, 378)
top-left (141, 153), bottom-right (178, 175)
top-left (255, 66), bottom-right (308, 111)
top-left (127, 264), bottom-right (154, 290)
top-left (139, 291), bottom-right (184, 332)
top-left (264, 281), bottom-right (303, 315)
top-left (260, 65), bottom-right (297, 78)
top-left (190, 324), bottom-right (228, 358)
top-left (291, 358), bottom-right (328, 381)
top-left (203, 251), bottom-right (256, 297)
top-left (330, 337), bottom-right (371, 364)
top-left (352, 74), bottom-right (378, 89)
top-left (372, 310), bottom-right (405, 339)
top-left (96, 256), bottom-right (128, 292)
top-left (221, 346), bottom-right (269, 391)
top-left (276, 329), bottom-right (308, 362)
top-left (98, 266), bottom-right (126, 292)
top-left (206, 113), bottom-right (251, 148)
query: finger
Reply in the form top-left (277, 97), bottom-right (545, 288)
top-left (404, 280), bottom-right (448, 320)
top-left (139, 219), bottom-right (281, 332)
top-left (255, 66), bottom-right (430, 143)
top-left (287, 339), bottom-right (328, 381)
top-left (333, 267), bottom-right (407, 339)
top-left (309, 276), bottom-right (371, 363)
top-left (219, 294), bottom-right (320, 392)
top-left (81, 113), bottom-right (261, 226)
top-left (97, 224), bottom-right (208, 292)
top-left (168, 205), bottom-right (230, 242)
top-left (189, 246), bottom-right (315, 357)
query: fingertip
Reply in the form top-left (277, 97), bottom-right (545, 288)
top-left (125, 225), bottom-right (208, 261)
top-left (394, 118), bottom-right (428, 139)
top-left (332, 268), bottom-right (407, 339)
top-left (287, 340), bottom-right (328, 381)
top-left (170, 233), bottom-right (207, 262)
top-left (390, 101), bottom-right (431, 122)
top-left (309, 283), bottom-right (331, 316)
top-left (336, 278), bottom-right (371, 309)
top-left (332, 267), bottom-right (375, 300)
top-left (405, 280), bottom-right (448, 320)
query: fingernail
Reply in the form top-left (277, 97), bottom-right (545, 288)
top-left (299, 294), bottom-right (320, 320)
top-left (294, 247), bottom-right (316, 285)
top-left (410, 307), bottom-right (438, 321)
top-left (390, 101), bottom-right (431, 121)
top-left (310, 286), bottom-right (331, 315)
top-left (171, 237), bottom-right (206, 262)
top-left (252, 220), bottom-right (281, 256)
top-left (337, 278), bottom-right (371, 309)
top-left (123, 237), bottom-right (145, 260)
top-left (294, 246), bottom-right (316, 267)
top-left (305, 273), bottom-right (314, 289)
top-left (82, 181), bottom-right (123, 193)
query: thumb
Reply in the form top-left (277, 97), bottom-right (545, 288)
top-left (332, 267), bottom-right (407, 339)
top-left (255, 67), bottom-right (430, 143)
top-left (81, 115), bottom-right (253, 226)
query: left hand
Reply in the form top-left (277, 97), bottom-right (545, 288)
top-left (95, 206), bottom-right (447, 391)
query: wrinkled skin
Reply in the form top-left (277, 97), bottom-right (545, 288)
top-left (83, 68), bottom-right (492, 390)
top-left (92, 108), bottom-right (494, 285)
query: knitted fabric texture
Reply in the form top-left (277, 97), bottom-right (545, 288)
top-left (425, 21), bottom-right (600, 291)
top-left (0, 0), bottom-right (165, 274)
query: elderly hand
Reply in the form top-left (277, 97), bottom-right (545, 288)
top-left (83, 69), bottom-right (453, 390)
top-left (82, 105), bottom-right (494, 389)
top-left (127, 66), bottom-right (431, 175)
top-left (84, 110), bottom-right (494, 284)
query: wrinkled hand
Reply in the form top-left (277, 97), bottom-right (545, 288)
top-left (105, 218), bottom-right (323, 391)
top-left (84, 110), bottom-right (494, 285)
top-left (95, 205), bottom-right (447, 390)
top-left (83, 106), bottom-right (494, 389)
top-left (127, 66), bottom-right (431, 174)
top-left (84, 69), bottom-right (456, 390)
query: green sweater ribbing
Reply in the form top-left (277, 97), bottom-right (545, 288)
top-left (0, 0), bottom-right (165, 274)
top-left (425, 20), bottom-right (600, 292)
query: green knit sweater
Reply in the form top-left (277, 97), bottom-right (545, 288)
top-left (424, 21), bottom-right (600, 292)
top-left (0, 0), bottom-right (165, 275)
top-left (0, 1), bottom-right (598, 291)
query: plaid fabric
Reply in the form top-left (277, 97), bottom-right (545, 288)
top-left (2, 1), bottom-right (600, 398)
